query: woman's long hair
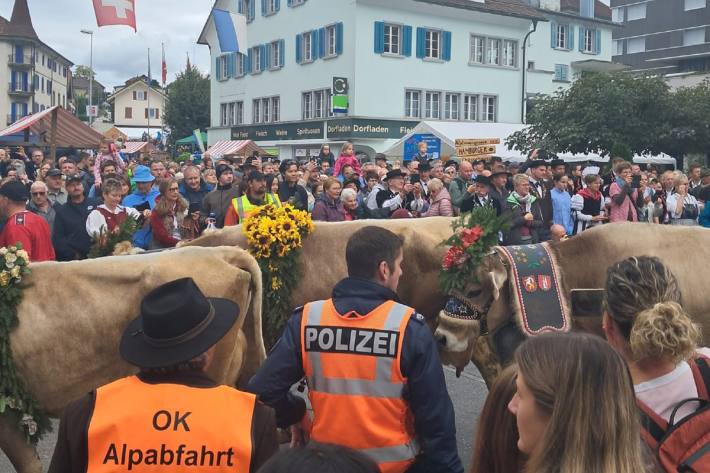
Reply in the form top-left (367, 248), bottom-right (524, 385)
top-left (515, 333), bottom-right (645, 473)
top-left (469, 364), bottom-right (521, 473)
top-left (155, 177), bottom-right (187, 217)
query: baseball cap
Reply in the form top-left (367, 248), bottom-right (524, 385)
top-left (0, 180), bottom-right (29, 202)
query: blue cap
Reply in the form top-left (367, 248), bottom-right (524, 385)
top-left (133, 165), bottom-right (155, 183)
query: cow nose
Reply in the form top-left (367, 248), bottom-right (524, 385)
top-left (436, 333), bottom-right (447, 348)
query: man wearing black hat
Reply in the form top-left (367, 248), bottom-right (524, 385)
top-left (527, 159), bottom-right (553, 241)
top-left (375, 169), bottom-right (413, 216)
top-left (48, 278), bottom-right (278, 473)
top-left (224, 171), bottom-right (281, 226)
top-left (0, 181), bottom-right (55, 261)
top-left (460, 175), bottom-right (502, 215)
top-left (53, 175), bottom-right (100, 261)
top-left (201, 164), bottom-right (240, 228)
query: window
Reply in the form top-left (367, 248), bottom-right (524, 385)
top-left (270, 41), bottom-right (281, 69)
top-left (405, 90), bottom-right (421, 118)
top-left (463, 94), bottom-right (479, 121)
top-left (503, 40), bottom-right (517, 67)
top-left (217, 55), bottom-right (229, 80)
top-left (235, 101), bottom-right (244, 125)
top-left (133, 90), bottom-right (147, 101)
top-left (302, 92), bottom-right (313, 119)
top-left (326, 24), bottom-right (337, 57)
top-left (252, 96), bottom-right (278, 123)
top-left (584, 29), bottom-right (595, 53)
top-left (313, 90), bottom-right (324, 119)
top-left (487, 38), bottom-right (501, 65)
top-left (554, 64), bottom-right (569, 82)
top-left (424, 91), bottom-right (440, 119)
top-left (684, 28), bottom-right (706, 46)
top-left (684, 0), bottom-right (706, 11)
top-left (252, 46), bottom-right (263, 73)
top-left (612, 7), bottom-right (624, 23)
top-left (556, 24), bottom-right (569, 49)
top-left (580, 0), bottom-right (594, 18)
top-left (262, 98), bottom-right (270, 123)
top-left (221, 103), bottom-right (229, 126)
top-left (626, 3), bottom-right (647, 21)
top-left (627, 37), bottom-right (646, 54)
top-left (253, 99), bottom-right (261, 123)
top-left (444, 93), bottom-right (459, 120)
top-left (302, 31), bottom-right (314, 62)
top-left (302, 89), bottom-right (331, 120)
top-left (289, 0), bottom-right (306, 6)
top-left (482, 96), bottom-right (497, 122)
top-left (271, 97), bottom-right (280, 122)
top-left (384, 24), bottom-right (401, 55)
top-left (265, 0), bottom-right (278, 15)
top-left (613, 39), bottom-right (623, 55)
top-left (125, 107), bottom-right (132, 119)
top-left (425, 29), bottom-right (441, 59)
top-left (471, 35), bottom-right (484, 64)
top-left (236, 54), bottom-right (246, 76)
top-left (145, 108), bottom-right (159, 119)
top-left (228, 102), bottom-right (236, 126)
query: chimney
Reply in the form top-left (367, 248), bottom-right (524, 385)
top-left (8, 0), bottom-right (38, 40)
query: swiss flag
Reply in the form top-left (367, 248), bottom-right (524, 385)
top-left (92, 0), bottom-right (137, 31)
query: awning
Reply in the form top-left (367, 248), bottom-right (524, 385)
top-left (207, 140), bottom-right (267, 158)
top-left (122, 141), bottom-right (149, 154)
top-left (0, 106), bottom-right (104, 148)
top-left (175, 132), bottom-right (207, 145)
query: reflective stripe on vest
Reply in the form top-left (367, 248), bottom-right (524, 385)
top-left (87, 376), bottom-right (255, 473)
top-left (301, 299), bottom-right (419, 473)
top-left (234, 194), bottom-right (281, 221)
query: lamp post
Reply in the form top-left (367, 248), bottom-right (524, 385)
top-left (80, 29), bottom-right (94, 126)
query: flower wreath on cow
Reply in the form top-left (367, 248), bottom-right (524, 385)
top-left (242, 204), bottom-right (314, 347)
top-left (0, 244), bottom-right (51, 443)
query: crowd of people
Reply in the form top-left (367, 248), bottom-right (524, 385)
top-left (2, 138), bottom-right (710, 262)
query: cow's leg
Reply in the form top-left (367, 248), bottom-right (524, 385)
top-left (0, 412), bottom-right (42, 473)
top-left (470, 335), bottom-right (502, 389)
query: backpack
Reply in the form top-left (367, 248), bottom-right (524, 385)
top-left (637, 357), bottom-right (710, 473)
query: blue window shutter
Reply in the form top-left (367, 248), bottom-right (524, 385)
top-left (249, 0), bottom-right (255, 21)
top-left (287, 0), bottom-right (292, 5)
top-left (442, 31), bottom-right (452, 61)
top-left (402, 25), bottom-right (412, 56)
top-left (595, 30), bottom-right (602, 54)
top-left (416, 27), bottom-right (425, 58)
top-left (311, 31), bottom-right (318, 60)
top-left (22, 103), bottom-right (27, 116)
top-left (318, 28), bottom-right (326, 58)
top-left (579, 27), bottom-right (584, 51)
top-left (11, 103), bottom-right (16, 121)
top-left (261, 44), bottom-right (268, 70)
top-left (374, 21), bottom-right (385, 54)
top-left (550, 21), bottom-right (557, 48)
top-left (296, 34), bottom-right (303, 64)
top-left (275, 0), bottom-right (280, 11)
top-left (261, 0), bottom-right (266, 16)
top-left (215, 56), bottom-right (221, 79)
top-left (266, 44), bottom-right (272, 68)
top-left (246, 49), bottom-right (252, 74)
top-left (22, 72), bottom-right (28, 91)
top-left (279, 39), bottom-right (285, 66)
top-left (15, 44), bottom-right (22, 63)
top-left (237, 0), bottom-right (244, 14)
top-left (336, 22), bottom-right (343, 55)
top-left (568, 25), bottom-right (575, 50)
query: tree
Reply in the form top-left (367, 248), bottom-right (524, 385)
top-left (507, 73), bottom-right (678, 158)
top-left (163, 65), bottom-right (210, 144)
top-left (73, 65), bottom-right (94, 79)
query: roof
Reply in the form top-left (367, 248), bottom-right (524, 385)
top-left (107, 78), bottom-right (166, 103)
top-left (0, 106), bottom-right (103, 148)
top-left (413, 0), bottom-right (546, 21)
top-left (541, 0), bottom-right (616, 25)
top-left (72, 76), bottom-right (106, 91)
top-left (122, 141), bottom-right (149, 154)
top-left (207, 140), bottom-right (267, 158)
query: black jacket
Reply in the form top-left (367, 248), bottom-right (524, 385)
top-left (460, 193), bottom-right (503, 216)
top-left (278, 182), bottom-right (308, 211)
top-left (52, 197), bottom-right (101, 261)
top-left (247, 278), bottom-right (463, 473)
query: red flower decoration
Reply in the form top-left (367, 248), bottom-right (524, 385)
top-left (442, 245), bottom-right (471, 271)
top-left (461, 226), bottom-right (484, 249)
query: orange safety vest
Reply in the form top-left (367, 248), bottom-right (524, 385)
top-left (300, 299), bottom-right (419, 473)
top-left (232, 194), bottom-right (281, 221)
top-left (87, 376), bottom-right (255, 473)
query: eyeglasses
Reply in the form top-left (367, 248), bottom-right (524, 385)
top-left (31, 192), bottom-right (46, 196)
top-left (168, 187), bottom-right (179, 192)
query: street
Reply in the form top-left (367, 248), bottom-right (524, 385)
top-left (0, 363), bottom-right (487, 472)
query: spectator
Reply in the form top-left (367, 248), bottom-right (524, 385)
top-left (27, 181), bottom-right (57, 233)
top-left (317, 144), bottom-right (336, 169)
top-left (421, 178), bottom-right (452, 217)
top-left (449, 161), bottom-right (475, 210)
top-left (551, 174), bottom-right (573, 236)
top-left (35, 162), bottom-right (51, 183)
top-left (489, 167), bottom-right (511, 209)
top-left (92, 138), bottom-right (125, 187)
top-left (202, 164), bottom-right (240, 228)
top-left (203, 168), bottom-right (218, 187)
top-left (258, 444), bottom-right (378, 473)
top-left (224, 171), bottom-right (281, 226)
top-left (149, 160), bottom-right (167, 184)
top-left (666, 173), bottom-right (699, 226)
top-left (470, 365), bottom-right (520, 473)
top-left (312, 177), bottom-right (345, 222)
top-left (333, 142), bottom-right (362, 177)
top-left (688, 163), bottom-right (703, 190)
top-left (509, 333), bottom-right (646, 473)
top-left (27, 148), bottom-right (44, 181)
top-left (442, 164), bottom-right (456, 190)
top-left (549, 159), bottom-right (566, 179)
top-left (45, 169), bottom-right (68, 206)
top-left (150, 178), bottom-right (198, 249)
top-left (53, 175), bottom-right (99, 261)
top-left (527, 159), bottom-right (553, 241)
top-left (690, 169), bottom-right (710, 199)
top-left (278, 160), bottom-right (309, 211)
top-left (60, 157), bottom-right (79, 178)
top-left (0, 181), bottom-right (55, 261)
top-left (179, 165), bottom-right (212, 208)
top-left (550, 224), bottom-right (568, 242)
top-left (340, 188), bottom-right (361, 221)
top-left (407, 175), bottom-right (427, 215)
top-left (505, 174), bottom-right (543, 245)
top-left (571, 173), bottom-right (606, 234)
top-left (699, 186), bottom-right (710, 228)
top-left (375, 169), bottom-right (412, 217)
top-left (86, 178), bottom-right (144, 241)
top-left (359, 171), bottom-right (378, 209)
top-left (88, 160), bottom-right (118, 199)
top-left (570, 164), bottom-right (583, 194)
top-left (609, 161), bottom-right (639, 223)
top-left (460, 175), bottom-right (502, 215)
top-left (122, 166), bottom-right (158, 209)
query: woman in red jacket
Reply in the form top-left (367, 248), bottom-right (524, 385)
top-left (150, 178), bottom-right (199, 249)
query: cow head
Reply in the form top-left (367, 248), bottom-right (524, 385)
top-left (435, 249), bottom-right (510, 375)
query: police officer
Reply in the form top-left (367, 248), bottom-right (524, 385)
top-left (248, 227), bottom-right (464, 473)
top-left (48, 278), bottom-right (278, 473)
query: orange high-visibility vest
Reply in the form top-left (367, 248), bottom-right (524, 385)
top-left (300, 299), bottom-right (419, 473)
top-left (87, 376), bottom-right (255, 473)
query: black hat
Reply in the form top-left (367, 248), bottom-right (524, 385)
top-left (419, 161), bottom-right (432, 172)
top-left (528, 159), bottom-right (547, 169)
top-left (550, 159), bottom-right (566, 167)
top-left (215, 163), bottom-right (233, 179)
top-left (476, 175), bottom-right (492, 187)
top-left (409, 174), bottom-right (421, 184)
top-left (0, 180), bottom-right (29, 202)
top-left (245, 156), bottom-right (259, 165)
top-left (46, 168), bottom-right (62, 178)
top-left (490, 167), bottom-right (511, 178)
top-left (120, 278), bottom-right (239, 368)
top-left (375, 154), bottom-right (387, 162)
top-left (65, 174), bottom-right (84, 184)
top-left (384, 169), bottom-right (405, 181)
top-left (247, 170), bottom-right (266, 182)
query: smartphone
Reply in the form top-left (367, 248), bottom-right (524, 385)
top-left (570, 289), bottom-right (605, 318)
top-left (631, 175), bottom-right (641, 188)
top-left (134, 201), bottom-right (151, 213)
top-left (188, 202), bottom-right (201, 214)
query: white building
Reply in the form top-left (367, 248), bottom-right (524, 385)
top-left (0, 0), bottom-right (73, 126)
top-left (198, 0), bottom-right (615, 159)
top-left (107, 75), bottom-right (166, 139)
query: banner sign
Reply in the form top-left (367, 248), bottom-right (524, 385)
top-left (404, 134), bottom-right (441, 161)
top-left (193, 129), bottom-right (206, 153)
top-left (455, 138), bottom-right (500, 158)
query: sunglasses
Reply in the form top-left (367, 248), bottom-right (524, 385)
top-left (31, 192), bottom-right (47, 196)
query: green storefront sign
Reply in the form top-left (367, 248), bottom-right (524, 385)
top-left (231, 118), bottom-right (418, 142)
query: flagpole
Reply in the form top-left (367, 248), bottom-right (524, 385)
top-left (147, 47), bottom-right (151, 143)
top-left (161, 42), bottom-right (166, 148)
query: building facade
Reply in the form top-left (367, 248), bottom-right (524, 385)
top-left (199, 0), bottom-right (614, 159)
top-left (107, 76), bottom-right (166, 136)
top-left (611, 0), bottom-right (710, 88)
top-left (0, 0), bottom-right (73, 125)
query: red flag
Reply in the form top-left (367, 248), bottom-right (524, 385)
top-left (161, 44), bottom-right (167, 86)
top-left (92, 0), bottom-right (137, 31)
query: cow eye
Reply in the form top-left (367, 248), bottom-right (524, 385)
top-left (467, 289), bottom-right (483, 298)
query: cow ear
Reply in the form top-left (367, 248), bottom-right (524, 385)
top-left (487, 267), bottom-right (507, 301)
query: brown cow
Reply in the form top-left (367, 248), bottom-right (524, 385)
top-left (0, 246), bottom-right (264, 473)
top-left (435, 223), bottom-right (710, 385)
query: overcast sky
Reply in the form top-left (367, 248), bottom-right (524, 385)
top-left (0, 0), bottom-right (212, 90)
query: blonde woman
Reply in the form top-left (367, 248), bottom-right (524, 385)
top-left (603, 256), bottom-right (707, 425)
top-left (665, 173), bottom-right (699, 226)
top-left (422, 178), bottom-right (453, 217)
top-left (509, 333), bottom-right (646, 473)
top-left (150, 178), bottom-right (198, 249)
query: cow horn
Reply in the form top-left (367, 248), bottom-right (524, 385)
top-left (456, 367), bottom-right (463, 378)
